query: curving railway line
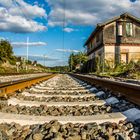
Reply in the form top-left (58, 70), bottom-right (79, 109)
top-left (0, 73), bottom-right (139, 139)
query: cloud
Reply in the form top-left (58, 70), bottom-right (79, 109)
top-left (0, 0), bottom-right (13, 7)
top-left (0, 0), bottom-right (47, 18)
top-left (51, 60), bottom-right (68, 66)
top-left (11, 41), bottom-right (47, 47)
top-left (63, 27), bottom-right (74, 33)
top-left (0, 0), bottom-right (47, 33)
top-left (10, 0), bottom-right (47, 18)
top-left (56, 49), bottom-right (80, 53)
top-left (47, 0), bottom-right (140, 27)
top-left (15, 54), bottom-right (59, 61)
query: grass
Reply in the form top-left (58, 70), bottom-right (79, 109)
top-left (90, 61), bottom-right (140, 80)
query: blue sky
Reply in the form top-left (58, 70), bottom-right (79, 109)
top-left (0, 0), bottom-right (138, 66)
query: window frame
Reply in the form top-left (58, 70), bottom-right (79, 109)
top-left (126, 22), bottom-right (133, 37)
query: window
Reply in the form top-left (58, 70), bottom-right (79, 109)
top-left (96, 33), bottom-right (100, 42)
top-left (88, 45), bottom-right (90, 51)
top-left (89, 42), bottom-right (92, 49)
top-left (87, 42), bottom-right (92, 51)
top-left (92, 40), bottom-right (94, 48)
top-left (126, 23), bottom-right (133, 36)
top-left (118, 24), bottom-right (123, 36)
top-left (90, 42), bottom-right (92, 49)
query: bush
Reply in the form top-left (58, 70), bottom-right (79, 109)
top-left (0, 67), bottom-right (5, 73)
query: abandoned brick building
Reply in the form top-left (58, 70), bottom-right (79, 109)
top-left (84, 13), bottom-right (140, 72)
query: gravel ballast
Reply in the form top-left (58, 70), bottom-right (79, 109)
top-left (0, 120), bottom-right (139, 140)
top-left (0, 103), bottom-right (112, 116)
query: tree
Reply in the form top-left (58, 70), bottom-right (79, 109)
top-left (68, 52), bottom-right (87, 71)
top-left (68, 53), bottom-right (75, 71)
top-left (0, 40), bottom-right (14, 63)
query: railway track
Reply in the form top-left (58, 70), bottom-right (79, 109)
top-left (71, 74), bottom-right (140, 106)
top-left (0, 74), bottom-right (139, 139)
top-left (0, 73), bottom-right (50, 83)
top-left (86, 74), bottom-right (140, 85)
top-left (0, 74), bottom-right (56, 97)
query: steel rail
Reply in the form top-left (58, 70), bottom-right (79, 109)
top-left (70, 74), bottom-right (140, 106)
top-left (0, 74), bottom-right (56, 97)
top-left (0, 72), bottom-right (46, 76)
top-left (0, 74), bottom-right (50, 88)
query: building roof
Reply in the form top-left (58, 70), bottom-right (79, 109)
top-left (84, 12), bottom-right (140, 46)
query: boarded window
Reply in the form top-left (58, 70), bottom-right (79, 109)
top-left (126, 23), bottom-right (133, 36)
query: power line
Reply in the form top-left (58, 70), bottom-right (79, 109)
top-left (62, 0), bottom-right (66, 66)
top-left (12, 0), bottom-right (46, 44)
top-left (12, 0), bottom-right (48, 66)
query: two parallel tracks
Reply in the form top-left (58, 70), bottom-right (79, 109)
top-left (0, 73), bottom-right (139, 139)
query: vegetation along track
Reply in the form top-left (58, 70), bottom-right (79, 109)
top-left (0, 74), bottom-right (140, 139)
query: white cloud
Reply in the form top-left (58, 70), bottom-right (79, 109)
top-left (63, 27), bottom-right (74, 33)
top-left (0, 0), bottom-right (13, 7)
top-left (16, 54), bottom-right (59, 61)
top-left (10, 0), bottom-right (47, 18)
top-left (0, 0), bottom-right (47, 33)
top-left (47, 0), bottom-right (140, 27)
top-left (56, 49), bottom-right (80, 53)
top-left (11, 41), bottom-right (47, 47)
top-left (0, 0), bottom-right (47, 18)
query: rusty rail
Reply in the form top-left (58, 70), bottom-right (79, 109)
top-left (70, 74), bottom-right (140, 106)
top-left (0, 74), bottom-right (56, 97)
top-left (0, 72), bottom-right (45, 76)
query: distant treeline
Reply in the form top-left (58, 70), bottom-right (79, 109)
top-left (48, 66), bottom-right (69, 73)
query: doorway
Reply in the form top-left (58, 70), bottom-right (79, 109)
top-left (121, 53), bottom-right (129, 63)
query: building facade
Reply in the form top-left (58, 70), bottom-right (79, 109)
top-left (85, 13), bottom-right (140, 72)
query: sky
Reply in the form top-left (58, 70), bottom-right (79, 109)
top-left (0, 0), bottom-right (138, 66)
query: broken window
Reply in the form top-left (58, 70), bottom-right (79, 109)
top-left (126, 23), bottom-right (133, 36)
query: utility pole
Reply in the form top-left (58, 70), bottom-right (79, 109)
top-left (44, 54), bottom-right (47, 67)
top-left (26, 37), bottom-right (29, 71)
top-left (70, 55), bottom-right (72, 72)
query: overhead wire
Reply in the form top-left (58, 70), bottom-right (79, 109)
top-left (12, 0), bottom-right (47, 64)
top-left (12, 0), bottom-right (67, 66)
top-left (62, 0), bottom-right (66, 66)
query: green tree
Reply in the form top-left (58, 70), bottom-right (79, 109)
top-left (68, 53), bottom-right (75, 71)
top-left (68, 52), bottom-right (87, 71)
top-left (0, 40), bottom-right (14, 63)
